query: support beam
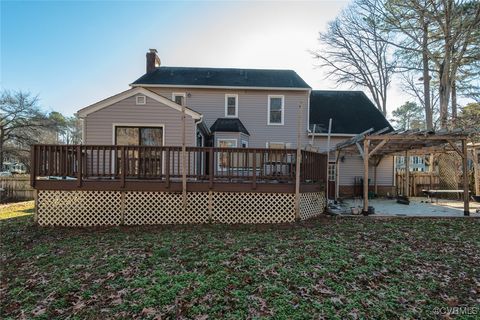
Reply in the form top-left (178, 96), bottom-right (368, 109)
top-left (335, 150), bottom-right (340, 200)
top-left (368, 139), bottom-right (389, 157)
top-left (447, 140), bottom-right (465, 159)
top-left (462, 140), bottom-right (470, 216)
top-left (405, 150), bottom-right (409, 197)
top-left (363, 140), bottom-right (369, 214)
top-left (356, 142), bottom-right (364, 159)
top-left (472, 148), bottom-right (480, 196)
top-left (181, 102), bottom-right (187, 208)
top-left (294, 103), bottom-right (303, 221)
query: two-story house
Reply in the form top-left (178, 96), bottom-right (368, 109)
top-left (77, 49), bottom-right (395, 198)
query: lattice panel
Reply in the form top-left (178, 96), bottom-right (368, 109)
top-left (212, 192), bottom-right (295, 224)
top-left (37, 190), bottom-right (122, 226)
top-left (300, 192), bottom-right (326, 220)
top-left (124, 192), bottom-right (209, 225)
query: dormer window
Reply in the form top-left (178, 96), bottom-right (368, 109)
top-left (136, 95), bottom-right (146, 105)
top-left (172, 93), bottom-right (186, 106)
top-left (225, 94), bottom-right (238, 117)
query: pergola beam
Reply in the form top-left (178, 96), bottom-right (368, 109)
top-left (363, 139), bottom-right (369, 214)
top-left (368, 139), bottom-right (389, 157)
top-left (462, 140), bottom-right (470, 216)
top-left (447, 140), bottom-right (465, 159)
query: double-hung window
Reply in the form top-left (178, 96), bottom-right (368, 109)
top-left (268, 95), bottom-right (284, 125)
top-left (225, 94), bottom-right (238, 117)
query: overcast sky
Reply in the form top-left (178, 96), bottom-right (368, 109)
top-left (1, 0), bottom-right (409, 117)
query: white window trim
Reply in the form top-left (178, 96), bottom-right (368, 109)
top-left (136, 95), bottom-right (146, 105)
top-left (217, 138), bottom-right (237, 148)
top-left (172, 92), bottom-right (186, 105)
top-left (224, 94), bottom-right (238, 118)
top-left (216, 138), bottom-right (238, 171)
top-left (267, 95), bottom-right (284, 125)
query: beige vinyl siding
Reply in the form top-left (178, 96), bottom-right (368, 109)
top-left (311, 136), bottom-right (394, 186)
top-left (84, 94), bottom-right (196, 146)
top-left (148, 88), bottom-right (309, 148)
top-left (337, 155), bottom-right (394, 186)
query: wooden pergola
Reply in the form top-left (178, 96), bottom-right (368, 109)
top-left (334, 128), bottom-right (472, 216)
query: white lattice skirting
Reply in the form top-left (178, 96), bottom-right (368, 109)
top-left (36, 190), bottom-right (325, 226)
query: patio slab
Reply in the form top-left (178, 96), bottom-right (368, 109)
top-left (341, 197), bottom-right (480, 217)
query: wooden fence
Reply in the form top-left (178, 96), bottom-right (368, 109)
top-left (395, 172), bottom-right (440, 196)
top-left (0, 175), bottom-right (34, 202)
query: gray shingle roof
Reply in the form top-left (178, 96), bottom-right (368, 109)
top-left (132, 67), bottom-right (311, 89)
top-left (210, 118), bottom-right (250, 135)
top-left (309, 90), bottom-right (393, 134)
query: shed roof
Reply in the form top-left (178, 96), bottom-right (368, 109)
top-left (309, 90), bottom-right (392, 134)
top-left (131, 67), bottom-right (311, 90)
top-left (210, 118), bottom-right (250, 136)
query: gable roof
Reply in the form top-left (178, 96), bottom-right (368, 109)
top-left (131, 66), bottom-right (311, 90)
top-left (77, 87), bottom-right (202, 119)
top-left (309, 90), bottom-right (393, 135)
top-left (210, 118), bottom-right (250, 136)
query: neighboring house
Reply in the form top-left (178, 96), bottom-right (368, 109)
top-left (77, 49), bottom-right (395, 198)
top-left (395, 156), bottom-right (429, 172)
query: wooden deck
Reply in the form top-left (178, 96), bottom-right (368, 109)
top-left (31, 145), bottom-right (327, 193)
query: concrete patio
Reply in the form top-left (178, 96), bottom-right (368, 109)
top-left (342, 197), bottom-right (480, 217)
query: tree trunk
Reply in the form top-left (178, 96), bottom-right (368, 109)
top-left (422, 16), bottom-right (433, 131)
top-left (438, 60), bottom-right (451, 129)
top-left (451, 78), bottom-right (457, 124)
top-left (0, 127), bottom-right (4, 171)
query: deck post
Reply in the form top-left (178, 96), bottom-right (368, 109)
top-left (121, 146), bottom-right (126, 188)
top-left (294, 103), bottom-right (303, 221)
top-left (165, 148), bottom-right (170, 188)
top-left (363, 139), bottom-right (369, 214)
top-left (209, 147), bottom-right (214, 189)
top-left (120, 191), bottom-right (125, 225)
top-left (181, 103), bottom-right (187, 208)
top-left (405, 150), bottom-right (409, 197)
top-left (462, 139), bottom-right (470, 216)
top-left (33, 189), bottom-right (38, 224)
top-left (77, 145), bottom-right (82, 187)
top-left (30, 145), bottom-right (36, 188)
top-left (252, 150), bottom-right (257, 190)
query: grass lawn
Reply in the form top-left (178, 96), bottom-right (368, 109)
top-left (1, 216), bottom-right (479, 319)
top-left (0, 201), bottom-right (34, 220)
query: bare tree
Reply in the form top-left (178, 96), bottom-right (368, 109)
top-left (378, 0), bottom-right (480, 128)
top-left (0, 90), bottom-right (49, 170)
top-left (312, 0), bottom-right (395, 115)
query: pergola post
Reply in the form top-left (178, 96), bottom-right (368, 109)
top-left (472, 147), bottom-right (479, 196)
top-left (405, 150), bottom-right (409, 197)
top-left (462, 139), bottom-right (470, 216)
top-left (335, 150), bottom-right (340, 200)
top-left (363, 139), bottom-right (369, 214)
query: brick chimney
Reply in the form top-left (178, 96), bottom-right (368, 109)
top-left (146, 49), bottom-right (161, 73)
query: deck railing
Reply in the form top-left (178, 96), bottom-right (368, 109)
top-left (31, 145), bottom-right (327, 191)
